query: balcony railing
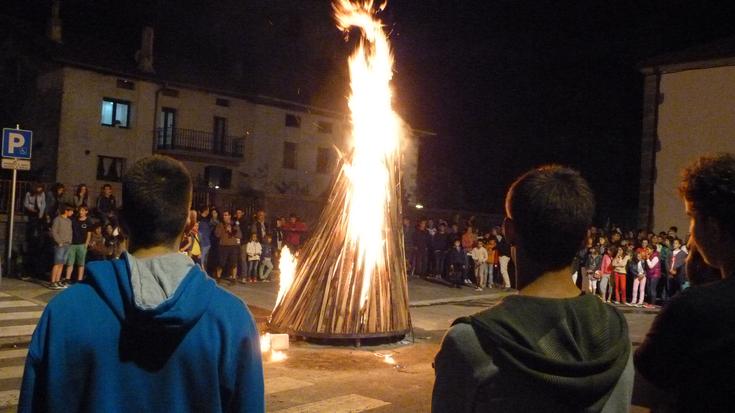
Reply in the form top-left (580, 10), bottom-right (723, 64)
top-left (154, 128), bottom-right (244, 158)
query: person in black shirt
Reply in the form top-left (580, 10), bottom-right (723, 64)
top-left (431, 222), bottom-right (450, 277)
top-left (635, 154), bottom-right (735, 412)
top-left (412, 219), bottom-right (431, 277)
top-left (251, 210), bottom-right (269, 243)
top-left (496, 232), bottom-right (512, 289)
top-left (64, 206), bottom-right (91, 282)
top-left (96, 184), bottom-right (117, 224)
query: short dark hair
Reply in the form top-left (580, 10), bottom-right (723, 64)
top-left (120, 156), bottom-right (192, 248)
top-left (679, 153), bottom-right (735, 240)
top-left (506, 165), bottom-right (595, 271)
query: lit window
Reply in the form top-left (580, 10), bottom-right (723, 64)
top-left (100, 98), bottom-right (130, 127)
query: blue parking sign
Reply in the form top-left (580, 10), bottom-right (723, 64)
top-left (2, 128), bottom-right (32, 159)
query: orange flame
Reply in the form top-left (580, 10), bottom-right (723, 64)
top-left (260, 333), bottom-right (271, 353)
top-left (270, 350), bottom-right (288, 362)
top-left (275, 247), bottom-right (297, 310)
top-left (259, 333), bottom-right (289, 362)
top-left (334, 0), bottom-right (401, 311)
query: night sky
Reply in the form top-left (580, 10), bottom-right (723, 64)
top-left (7, 0), bottom-right (735, 227)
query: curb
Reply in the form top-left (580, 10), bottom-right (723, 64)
top-left (410, 291), bottom-right (515, 307)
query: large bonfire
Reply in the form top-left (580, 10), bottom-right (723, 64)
top-left (268, 0), bottom-right (411, 339)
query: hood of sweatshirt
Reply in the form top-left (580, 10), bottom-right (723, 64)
top-left (463, 293), bottom-right (630, 410)
top-left (84, 253), bottom-right (216, 332)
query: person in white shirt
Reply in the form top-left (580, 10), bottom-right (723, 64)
top-left (244, 233), bottom-right (262, 283)
top-left (668, 238), bottom-right (688, 296)
top-left (629, 250), bottom-right (647, 307)
top-left (471, 240), bottom-right (489, 291)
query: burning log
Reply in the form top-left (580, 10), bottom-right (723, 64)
top-left (268, 0), bottom-right (411, 340)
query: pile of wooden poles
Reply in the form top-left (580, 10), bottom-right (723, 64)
top-left (269, 151), bottom-right (411, 339)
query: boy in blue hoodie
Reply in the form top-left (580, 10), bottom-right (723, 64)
top-left (19, 155), bottom-right (265, 412)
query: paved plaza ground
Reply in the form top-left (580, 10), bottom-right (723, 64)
top-left (0, 276), bottom-right (661, 412)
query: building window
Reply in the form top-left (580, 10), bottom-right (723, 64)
top-left (116, 79), bottom-right (135, 90)
top-left (317, 121), bottom-right (333, 134)
top-left (213, 116), bottom-right (227, 154)
top-left (283, 141), bottom-right (297, 169)
top-left (97, 156), bottom-right (126, 182)
top-left (285, 114), bottom-right (301, 128)
top-left (216, 98), bottom-right (230, 107)
top-left (100, 98), bottom-right (130, 128)
top-left (157, 107), bottom-right (176, 148)
top-left (316, 147), bottom-right (332, 174)
top-left (204, 166), bottom-right (232, 189)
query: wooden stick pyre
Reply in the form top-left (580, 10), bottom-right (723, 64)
top-left (268, 149), bottom-right (411, 339)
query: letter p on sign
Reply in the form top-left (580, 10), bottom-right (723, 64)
top-left (8, 133), bottom-right (24, 152)
top-left (2, 128), bottom-right (32, 159)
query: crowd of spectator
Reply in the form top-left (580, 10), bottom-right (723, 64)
top-left (20, 181), bottom-right (310, 289)
top-left (23, 183), bottom-right (125, 289)
top-left (575, 224), bottom-right (720, 308)
top-left (403, 210), bottom-right (718, 306)
top-left (403, 216), bottom-right (512, 291)
top-left (189, 207), bottom-right (307, 284)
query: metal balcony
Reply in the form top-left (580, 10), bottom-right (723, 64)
top-left (154, 128), bottom-right (244, 158)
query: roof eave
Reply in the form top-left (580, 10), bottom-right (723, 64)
top-left (638, 56), bottom-right (735, 75)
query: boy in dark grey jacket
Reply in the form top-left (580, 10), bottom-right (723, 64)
top-left (432, 166), bottom-right (633, 412)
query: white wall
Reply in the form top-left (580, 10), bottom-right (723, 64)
top-left (654, 66), bottom-right (735, 233)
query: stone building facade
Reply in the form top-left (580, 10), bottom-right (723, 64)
top-left (639, 38), bottom-right (735, 232)
top-left (27, 62), bottom-right (420, 224)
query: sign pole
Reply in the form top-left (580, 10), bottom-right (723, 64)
top-left (5, 162), bottom-right (17, 284)
top-left (3, 123), bottom-right (21, 285)
top-left (1, 124), bottom-right (33, 285)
